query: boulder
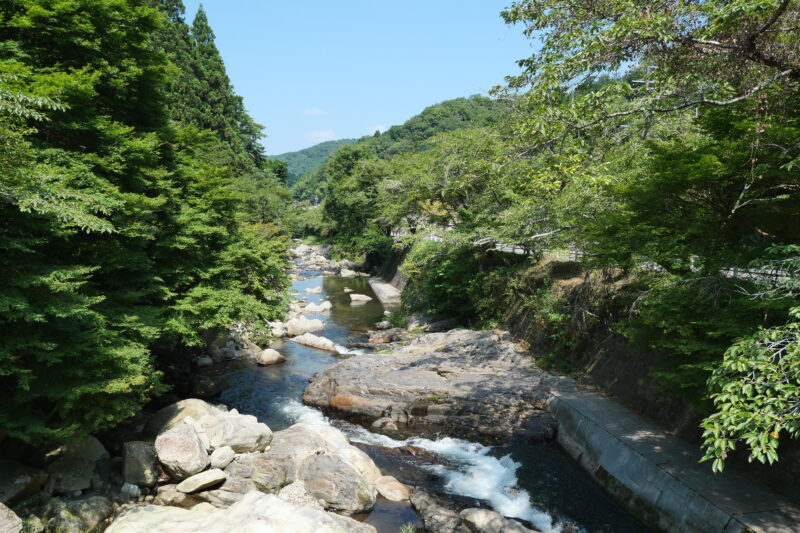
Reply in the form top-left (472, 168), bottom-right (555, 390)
top-left (374, 475), bottom-right (410, 502)
top-left (0, 460), bottom-right (47, 505)
top-left (349, 294), bottom-right (372, 303)
top-left (286, 315), bottom-right (325, 337)
top-left (277, 480), bottom-right (324, 510)
top-left (143, 399), bottom-right (224, 438)
top-left (121, 482), bottom-right (141, 500)
top-left (459, 508), bottom-right (536, 533)
top-left (255, 348), bottom-right (285, 366)
top-left (305, 286), bottom-right (323, 294)
top-left (205, 414), bottom-right (272, 453)
top-left (47, 436), bottom-right (109, 463)
top-left (154, 424), bottom-right (209, 480)
top-left (268, 320), bottom-right (288, 338)
top-left (292, 333), bottom-right (337, 352)
top-left (46, 456), bottom-right (95, 494)
top-left (155, 484), bottom-right (202, 509)
top-left (195, 452), bottom-right (287, 507)
top-left (209, 447), bottom-right (235, 469)
top-left (40, 495), bottom-right (114, 533)
top-left (176, 469), bottom-right (226, 493)
top-left (340, 268), bottom-right (358, 278)
top-left (375, 320), bottom-right (391, 330)
top-left (196, 355), bottom-right (214, 367)
top-left (410, 489), bottom-right (469, 533)
top-left (304, 301), bottom-right (332, 313)
top-left (265, 426), bottom-right (328, 481)
top-left (106, 491), bottom-right (377, 533)
top-left (300, 454), bottom-right (376, 514)
top-left (0, 502), bottom-right (22, 533)
top-left (123, 441), bottom-right (158, 487)
top-left (343, 288), bottom-right (353, 293)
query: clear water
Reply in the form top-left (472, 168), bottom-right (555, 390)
top-left (204, 272), bottom-right (652, 533)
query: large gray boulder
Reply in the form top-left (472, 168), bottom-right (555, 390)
top-left (264, 425), bottom-right (328, 481)
top-left (154, 425), bottom-right (209, 480)
top-left (123, 441), bottom-right (158, 487)
top-left (411, 489), bottom-right (470, 533)
top-left (292, 333), bottom-right (338, 352)
top-left (374, 475), bottom-right (410, 502)
top-left (204, 414), bottom-right (272, 453)
top-left (300, 454), bottom-right (376, 514)
top-left (286, 316), bottom-right (324, 337)
top-left (47, 436), bottom-right (109, 464)
top-left (144, 399), bottom-right (224, 439)
top-left (0, 502), bottom-right (22, 533)
top-left (46, 456), bottom-right (95, 494)
top-left (255, 348), bottom-right (285, 366)
top-left (459, 508), bottom-right (536, 533)
top-left (40, 495), bottom-right (114, 533)
top-left (195, 452), bottom-right (286, 508)
top-left (0, 460), bottom-right (47, 505)
top-left (304, 330), bottom-right (552, 441)
top-left (106, 491), bottom-right (377, 533)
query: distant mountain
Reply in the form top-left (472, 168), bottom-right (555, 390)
top-left (271, 139), bottom-right (357, 186)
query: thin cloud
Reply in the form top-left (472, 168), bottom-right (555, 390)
top-left (305, 130), bottom-right (337, 143)
top-left (302, 108), bottom-right (326, 116)
top-left (367, 124), bottom-right (387, 135)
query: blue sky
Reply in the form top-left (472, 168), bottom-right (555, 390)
top-left (182, 1), bottom-right (535, 155)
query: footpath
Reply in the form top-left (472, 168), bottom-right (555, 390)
top-left (548, 379), bottom-right (800, 532)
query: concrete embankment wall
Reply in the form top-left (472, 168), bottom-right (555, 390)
top-left (548, 384), bottom-right (800, 532)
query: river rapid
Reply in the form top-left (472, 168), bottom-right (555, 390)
top-left (203, 264), bottom-right (651, 532)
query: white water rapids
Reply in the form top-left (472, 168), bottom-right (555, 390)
top-left (280, 400), bottom-right (563, 532)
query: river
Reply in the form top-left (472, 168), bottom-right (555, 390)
top-left (203, 268), bottom-right (651, 533)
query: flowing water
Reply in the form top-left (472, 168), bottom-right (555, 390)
top-left (204, 271), bottom-right (652, 533)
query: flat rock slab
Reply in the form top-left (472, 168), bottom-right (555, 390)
top-left (177, 469), bottom-right (227, 493)
top-left (303, 329), bottom-right (552, 441)
top-left (368, 278), bottom-right (401, 306)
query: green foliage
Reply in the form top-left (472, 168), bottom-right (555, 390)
top-left (0, 0), bottom-right (289, 444)
top-left (272, 139), bottom-right (357, 186)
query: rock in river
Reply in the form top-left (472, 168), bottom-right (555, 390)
top-left (303, 329), bottom-right (554, 441)
top-left (286, 315), bottom-right (324, 337)
top-left (292, 332), bottom-right (338, 352)
top-left (300, 454), bottom-right (377, 514)
top-left (106, 491), bottom-right (377, 533)
top-left (155, 424), bottom-right (209, 480)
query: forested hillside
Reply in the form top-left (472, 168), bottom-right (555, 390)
top-left (291, 95), bottom-right (506, 203)
top-left (306, 1), bottom-right (800, 471)
top-left (272, 139), bottom-right (356, 186)
top-left (0, 0), bottom-right (290, 443)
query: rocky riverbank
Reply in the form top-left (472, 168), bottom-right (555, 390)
top-left (303, 329), bottom-right (558, 443)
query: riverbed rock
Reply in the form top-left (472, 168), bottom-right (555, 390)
top-left (205, 413), bottom-right (272, 453)
top-left (154, 424), bottom-right (209, 480)
top-left (277, 480), bottom-right (324, 510)
top-left (340, 268), bottom-right (358, 278)
top-left (292, 332), bottom-right (338, 351)
top-left (123, 441), bottom-right (158, 487)
top-left (459, 508), bottom-right (536, 533)
top-left (46, 456), bottom-right (95, 494)
top-left (209, 446), bottom-right (235, 469)
top-left (349, 293), bottom-right (372, 303)
top-left (40, 495), bottom-right (114, 533)
top-left (107, 491), bottom-right (377, 533)
top-left (154, 484), bottom-right (202, 508)
top-left (300, 454), bottom-right (376, 514)
top-left (410, 489), bottom-right (469, 533)
top-left (264, 425), bottom-right (328, 481)
top-left (286, 315), bottom-right (324, 337)
top-left (306, 286), bottom-right (323, 294)
top-left (374, 475), bottom-right (410, 501)
top-left (143, 398), bottom-right (225, 438)
top-left (255, 348), bottom-right (285, 366)
top-left (304, 301), bottom-right (333, 313)
top-left (176, 469), bottom-right (226, 493)
top-left (268, 320), bottom-right (288, 337)
top-left (47, 436), bottom-right (109, 464)
top-left (0, 460), bottom-right (47, 505)
top-left (304, 329), bottom-right (552, 441)
top-left (196, 355), bottom-right (213, 367)
top-left (0, 502), bottom-right (22, 533)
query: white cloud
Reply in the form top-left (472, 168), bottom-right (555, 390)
top-left (302, 108), bottom-right (326, 116)
top-left (305, 130), bottom-right (337, 143)
top-left (367, 124), bottom-right (387, 135)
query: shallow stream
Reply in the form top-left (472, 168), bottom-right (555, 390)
top-left (204, 271), bottom-right (651, 532)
